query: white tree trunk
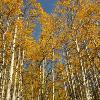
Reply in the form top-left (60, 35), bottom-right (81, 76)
top-left (71, 72), bottom-right (76, 100)
top-left (1, 68), bottom-right (6, 100)
top-left (42, 59), bottom-right (45, 94)
top-left (75, 38), bottom-right (91, 100)
top-left (38, 65), bottom-right (42, 100)
top-left (17, 50), bottom-right (24, 100)
top-left (6, 25), bottom-right (17, 100)
top-left (1, 32), bottom-right (6, 100)
top-left (1, 21), bottom-right (9, 99)
top-left (81, 62), bottom-right (91, 100)
top-left (63, 49), bottom-right (69, 99)
top-left (52, 48), bottom-right (55, 100)
top-left (12, 47), bottom-right (21, 100)
top-left (62, 71), bottom-right (67, 100)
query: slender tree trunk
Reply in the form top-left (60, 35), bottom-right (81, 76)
top-left (62, 48), bottom-right (68, 99)
top-left (38, 65), bottom-right (42, 100)
top-left (52, 48), bottom-right (55, 100)
top-left (62, 71), bottom-right (68, 100)
top-left (1, 32), bottom-right (6, 100)
top-left (71, 72), bottom-right (76, 100)
top-left (17, 50), bottom-right (24, 100)
top-left (42, 59), bottom-right (45, 96)
top-left (75, 38), bottom-right (91, 100)
top-left (12, 47), bottom-right (21, 100)
top-left (81, 61), bottom-right (91, 100)
top-left (64, 49), bottom-right (76, 100)
top-left (6, 25), bottom-right (17, 100)
top-left (86, 44), bottom-right (99, 99)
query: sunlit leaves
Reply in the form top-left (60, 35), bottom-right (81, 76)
top-left (1, 0), bottom-right (99, 100)
top-left (3, 0), bottom-right (11, 3)
top-left (57, 0), bottom-right (70, 7)
top-left (15, 19), bottom-right (23, 29)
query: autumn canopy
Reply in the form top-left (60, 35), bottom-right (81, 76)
top-left (0, 0), bottom-right (100, 100)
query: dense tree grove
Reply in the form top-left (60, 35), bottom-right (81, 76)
top-left (0, 0), bottom-right (100, 100)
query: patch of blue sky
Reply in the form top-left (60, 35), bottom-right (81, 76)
top-left (36, 0), bottom-right (57, 13)
top-left (33, 23), bottom-right (41, 41)
top-left (33, 0), bottom-right (57, 40)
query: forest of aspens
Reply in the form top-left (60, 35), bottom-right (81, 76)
top-left (0, 0), bottom-right (100, 100)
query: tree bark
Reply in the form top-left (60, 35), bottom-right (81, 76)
top-left (6, 25), bottom-right (17, 100)
top-left (12, 47), bottom-right (21, 100)
top-left (52, 48), bottom-right (55, 100)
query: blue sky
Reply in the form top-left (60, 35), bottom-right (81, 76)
top-left (33, 0), bottom-right (57, 40)
top-left (36, 0), bottom-right (57, 13)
